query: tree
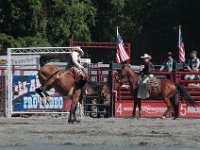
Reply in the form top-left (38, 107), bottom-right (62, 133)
top-left (0, 0), bottom-right (96, 54)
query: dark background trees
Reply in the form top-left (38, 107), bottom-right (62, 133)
top-left (1, 0), bottom-right (200, 64)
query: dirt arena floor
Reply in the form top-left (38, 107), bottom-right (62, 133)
top-left (0, 116), bottom-right (200, 149)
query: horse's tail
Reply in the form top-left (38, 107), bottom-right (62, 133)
top-left (176, 83), bottom-right (195, 105)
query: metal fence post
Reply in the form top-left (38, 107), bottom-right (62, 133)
top-left (6, 48), bottom-right (12, 118)
top-left (109, 63), bottom-right (114, 117)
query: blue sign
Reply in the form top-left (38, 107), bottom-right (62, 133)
top-left (13, 75), bottom-right (64, 111)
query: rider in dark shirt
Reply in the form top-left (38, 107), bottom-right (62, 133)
top-left (140, 54), bottom-right (154, 76)
top-left (137, 53), bottom-right (155, 99)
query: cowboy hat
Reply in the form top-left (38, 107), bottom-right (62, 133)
top-left (141, 53), bottom-right (152, 59)
top-left (69, 47), bottom-right (84, 56)
top-left (167, 51), bottom-right (173, 56)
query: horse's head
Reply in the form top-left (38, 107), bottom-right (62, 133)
top-left (118, 64), bottom-right (139, 90)
top-left (101, 84), bottom-right (110, 107)
top-left (118, 64), bottom-right (131, 79)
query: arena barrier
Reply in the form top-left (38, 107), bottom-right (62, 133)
top-left (2, 48), bottom-right (200, 118)
top-left (109, 64), bottom-right (200, 118)
top-left (177, 72), bottom-right (200, 118)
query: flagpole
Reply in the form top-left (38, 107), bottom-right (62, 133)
top-left (178, 25), bottom-right (181, 47)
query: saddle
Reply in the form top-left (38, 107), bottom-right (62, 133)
top-left (146, 78), bottom-right (160, 89)
top-left (137, 76), bottom-right (160, 99)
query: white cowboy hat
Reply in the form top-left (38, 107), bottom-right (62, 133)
top-left (141, 53), bottom-right (152, 59)
top-left (69, 47), bottom-right (84, 56)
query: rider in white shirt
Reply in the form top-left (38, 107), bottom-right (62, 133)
top-left (67, 47), bottom-right (87, 80)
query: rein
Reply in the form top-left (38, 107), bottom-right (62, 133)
top-left (126, 67), bottom-right (140, 90)
top-left (41, 69), bottom-right (61, 86)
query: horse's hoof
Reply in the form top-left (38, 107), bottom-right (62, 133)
top-left (46, 96), bottom-right (52, 104)
top-left (42, 97), bottom-right (47, 106)
top-left (75, 120), bottom-right (81, 123)
top-left (68, 119), bottom-right (74, 124)
top-left (162, 116), bottom-right (166, 120)
top-left (130, 116), bottom-right (135, 119)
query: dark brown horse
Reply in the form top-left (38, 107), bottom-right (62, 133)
top-left (119, 64), bottom-right (195, 119)
top-left (83, 81), bottom-right (111, 118)
top-left (36, 65), bottom-right (111, 123)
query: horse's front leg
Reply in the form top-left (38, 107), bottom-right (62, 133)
top-left (131, 88), bottom-right (139, 119)
top-left (131, 99), bottom-right (137, 119)
top-left (138, 99), bottom-right (142, 118)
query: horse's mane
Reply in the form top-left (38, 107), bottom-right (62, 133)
top-left (87, 81), bottom-right (103, 90)
top-left (125, 65), bottom-right (139, 78)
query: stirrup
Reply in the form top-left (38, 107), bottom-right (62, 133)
top-left (36, 87), bottom-right (46, 97)
top-left (36, 87), bottom-right (43, 94)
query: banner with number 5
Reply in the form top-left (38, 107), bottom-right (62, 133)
top-left (179, 102), bottom-right (200, 118)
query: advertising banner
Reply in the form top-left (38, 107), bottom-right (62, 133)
top-left (13, 75), bottom-right (71, 112)
top-left (179, 102), bottom-right (200, 118)
top-left (115, 101), bottom-right (171, 118)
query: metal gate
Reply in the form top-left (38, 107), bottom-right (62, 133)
top-left (83, 65), bottom-right (110, 118)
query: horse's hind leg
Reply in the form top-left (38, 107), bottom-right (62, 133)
top-left (162, 98), bottom-right (172, 119)
top-left (170, 98), bottom-right (179, 120)
top-left (36, 88), bottom-right (46, 98)
top-left (35, 88), bottom-right (50, 106)
top-left (68, 88), bottom-right (81, 124)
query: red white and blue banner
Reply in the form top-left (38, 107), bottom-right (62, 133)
top-left (116, 27), bottom-right (129, 63)
top-left (178, 25), bottom-right (186, 63)
top-left (13, 75), bottom-right (71, 112)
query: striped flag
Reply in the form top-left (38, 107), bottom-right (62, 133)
top-left (116, 27), bottom-right (129, 63)
top-left (178, 25), bottom-right (185, 63)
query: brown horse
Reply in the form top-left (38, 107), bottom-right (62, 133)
top-left (36, 65), bottom-right (111, 123)
top-left (36, 65), bottom-right (85, 123)
top-left (119, 64), bottom-right (195, 119)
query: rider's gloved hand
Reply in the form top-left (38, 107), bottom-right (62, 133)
top-left (140, 65), bottom-right (145, 71)
top-left (80, 66), bottom-right (84, 70)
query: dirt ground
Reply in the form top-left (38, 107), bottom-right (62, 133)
top-left (0, 116), bottom-right (200, 146)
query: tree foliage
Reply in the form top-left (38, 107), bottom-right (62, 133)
top-left (0, 0), bottom-right (96, 53)
top-left (1, 0), bottom-right (200, 64)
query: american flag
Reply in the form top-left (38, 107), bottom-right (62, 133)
top-left (116, 27), bottom-right (129, 63)
top-left (178, 25), bottom-right (185, 63)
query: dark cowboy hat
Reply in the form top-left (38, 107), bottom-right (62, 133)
top-left (191, 50), bottom-right (197, 55)
top-left (167, 51), bottom-right (173, 56)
